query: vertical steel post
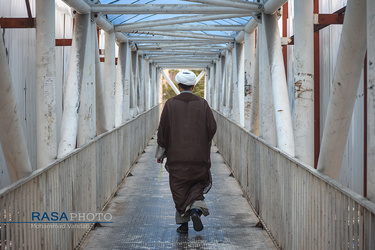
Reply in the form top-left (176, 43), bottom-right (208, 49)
top-left (244, 30), bottom-right (256, 131)
top-left (157, 67), bottom-right (162, 105)
top-left (95, 26), bottom-right (108, 135)
top-left (145, 59), bottom-right (150, 110)
top-left (209, 64), bottom-right (215, 106)
top-left (221, 55), bottom-right (227, 114)
top-left (78, 21), bottom-right (96, 146)
top-left (317, 0), bottom-right (367, 179)
top-left (222, 50), bottom-right (230, 115)
top-left (228, 48), bottom-right (233, 117)
top-left (282, 2), bottom-right (288, 76)
top-left (0, 33), bottom-right (32, 181)
top-left (115, 42), bottom-right (125, 127)
top-left (233, 42), bottom-right (245, 126)
top-left (367, 0), bottom-right (375, 202)
top-left (104, 31), bottom-right (116, 129)
top-left (139, 53), bottom-right (145, 113)
top-left (264, 13), bottom-right (295, 156)
top-left (137, 53), bottom-right (142, 115)
top-left (313, 0), bottom-right (320, 169)
top-left (259, 20), bottom-right (277, 146)
top-left (204, 67), bottom-right (209, 101)
top-left (124, 42), bottom-right (131, 121)
top-left (36, 0), bottom-right (57, 168)
top-left (133, 51), bottom-right (140, 116)
top-left (230, 44), bottom-right (237, 119)
top-left (294, 0), bottom-right (314, 166)
top-left (58, 13), bottom-right (90, 157)
top-left (151, 63), bottom-right (156, 107)
top-left (250, 35), bottom-right (260, 136)
top-left (215, 59), bottom-right (220, 110)
top-left (237, 42), bottom-right (245, 127)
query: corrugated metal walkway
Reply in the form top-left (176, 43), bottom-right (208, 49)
top-left (81, 136), bottom-right (275, 249)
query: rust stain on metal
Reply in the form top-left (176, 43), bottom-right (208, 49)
top-left (294, 80), bottom-right (313, 99)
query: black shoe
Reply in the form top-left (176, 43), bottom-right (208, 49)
top-left (176, 222), bottom-right (188, 234)
top-left (190, 209), bottom-right (203, 232)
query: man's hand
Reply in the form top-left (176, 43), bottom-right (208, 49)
top-left (157, 158), bottom-right (164, 163)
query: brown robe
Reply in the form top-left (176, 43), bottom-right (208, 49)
top-left (157, 92), bottom-right (217, 214)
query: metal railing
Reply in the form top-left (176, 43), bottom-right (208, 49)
top-left (213, 111), bottom-right (375, 250)
top-left (0, 106), bottom-right (159, 249)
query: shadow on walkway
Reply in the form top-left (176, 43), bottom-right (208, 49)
top-left (82, 136), bottom-right (275, 249)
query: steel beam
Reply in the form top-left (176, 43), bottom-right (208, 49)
top-left (237, 42), bottom-right (245, 127)
top-left (235, 0), bottom-right (287, 42)
top-left (97, 16), bottom-right (114, 33)
top-left (125, 37), bottom-right (222, 43)
top-left (143, 50), bottom-right (219, 55)
top-left (250, 35), bottom-right (260, 136)
top-left (244, 30), bottom-right (256, 131)
top-left (141, 48), bottom-right (221, 53)
top-left (160, 69), bottom-right (180, 95)
top-left (92, 4), bottom-right (252, 14)
top-left (124, 42), bottom-right (131, 121)
top-left (0, 31), bottom-right (32, 182)
top-left (264, 13), bottom-right (294, 156)
top-left (153, 59), bottom-right (214, 64)
top-left (294, 0), bottom-right (314, 166)
top-left (133, 31), bottom-right (234, 41)
top-left (56, 38), bottom-right (72, 46)
top-left (148, 56), bottom-right (217, 61)
top-left (317, 0), bottom-right (367, 180)
top-left (314, 7), bottom-right (346, 32)
top-left (183, 0), bottom-right (262, 10)
top-left (115, 14), bottom-right (250, 31)
top-left (36, 0), bottom-right (57, 168)
top-left (58, 13), bottom-right (90, 158)
top-left (115, 43), bottom-right (126, 126)
top-left (214, 58), bottom-right (221, 110)
top-left (263, 0), bottom-right (288, 15)
top-left (78, 22), bottom-right (96, 146)
top-left (121, 24), bottom-right (244, 32)
top-left (258, 21), bottom-right (276, 146)
top-left (367, 0), bottom-right (375, 203)
top-left (136, 41), bottom-right (225, 46)
top-left (62, 0), bottom-right (90, 14)
top-left (314, 0), bottom-right (320, 169)
top-left (137, 44), bottom-right (224, 50)
top-left (159, 64), bottom-right (208, 68)
top-left (95, 27), bottom-right (108, 134)
top-left (0, 18), bottom-right (35, 28)
top-left (104, 31), bottom-right (116, 129)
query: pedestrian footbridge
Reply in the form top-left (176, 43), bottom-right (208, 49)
top-left (81, 137), bottom-right (275, 249)
top-left (1, 0), bottom-right (375, 249)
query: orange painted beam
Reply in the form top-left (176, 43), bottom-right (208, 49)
top-left (0, 18), bottom-right (35, 28)
top-left (55, 39), bottom-right (72, 46)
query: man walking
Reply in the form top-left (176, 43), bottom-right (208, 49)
top-left (156, 70), bottom-right (217, 234)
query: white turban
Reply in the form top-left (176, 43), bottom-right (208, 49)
top-left (175, 70), bottom-right (197, 86)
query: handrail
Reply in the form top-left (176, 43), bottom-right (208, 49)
top-left (0, 105), bottom-right (160, 249)
top-left (0, 105), bottom-right (159, 196)
top-left (215, 111), bottom-right (375, 214)
top-left (213, 110), bottom-right (375, 249)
